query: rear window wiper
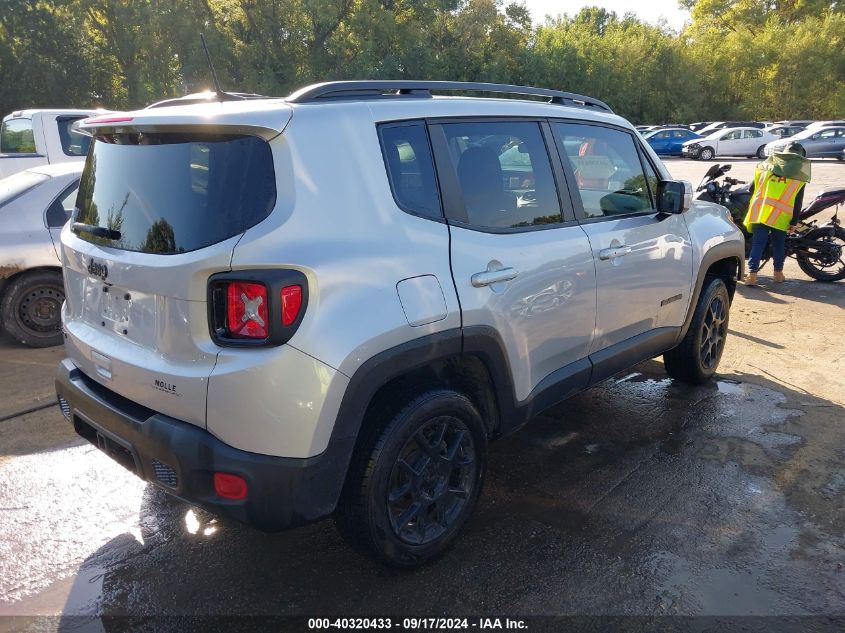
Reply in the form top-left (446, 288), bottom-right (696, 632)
top-left (72, 222), bottom-right (122, 241)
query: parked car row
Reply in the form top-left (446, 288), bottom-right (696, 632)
top-left (637, 118), bottom-right (845, 160)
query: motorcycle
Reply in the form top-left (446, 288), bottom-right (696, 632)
top-left (695, 164), bottom-right (845, 282)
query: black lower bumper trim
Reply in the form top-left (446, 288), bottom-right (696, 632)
top-left (55, 358), bottom-right (349, 531)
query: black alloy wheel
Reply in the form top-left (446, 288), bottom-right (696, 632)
top-left (699, 294), bottom-right (727, 370)
top-left (387, 416), bottom-right (477, 546)
top-left (334, 389), bottom-right (487, 567)
top-left (664, 277), bottom-right (731, 384)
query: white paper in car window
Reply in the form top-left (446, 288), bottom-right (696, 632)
top-left (574, 155), bottom-right (616, 181)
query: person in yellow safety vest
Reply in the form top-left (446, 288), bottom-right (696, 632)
top-left (743, 141), bottom-right (811, 286)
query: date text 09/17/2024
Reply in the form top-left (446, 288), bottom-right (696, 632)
top-left (307, 618), bottom-right (528, 630)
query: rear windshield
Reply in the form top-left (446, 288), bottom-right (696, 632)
top-left (75, 133), bottom-right (276, 254)
top-left (0, 171), bottom-right (50, 207)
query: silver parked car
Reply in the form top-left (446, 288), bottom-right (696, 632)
top-left (55, 81), bottom-right (744, 567)
top-left (681, 126), bottom-right (780, 160)
top-left (764, 126), bottom-right (845, 158)
top-left (0, 163), bottom-right (81, 346)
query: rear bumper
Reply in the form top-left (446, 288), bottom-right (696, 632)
top-left (55, 358), bottom-right (350, 531)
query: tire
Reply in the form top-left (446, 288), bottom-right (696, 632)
top-left (663, 277), bottom-right (730, 384)
top-left (796, 226), bottom-right (845, 282)
top-left (0, 270), bottom-right (65, 348)
top-left (755, 145), bottom-right (767, 159)
top-left (334, 389), bottom-right (487, 567)
top-left (699, 147), bottom-right (715, 161)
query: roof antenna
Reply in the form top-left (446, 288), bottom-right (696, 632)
top-left (200, 33), bottom-right (225, 102)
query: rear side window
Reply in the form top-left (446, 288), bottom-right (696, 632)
top-left (378, 123), bottom-right (441, 219)
top-left (75, 134), bottom-right (275, 254)
top-left (46, 180), bottom-right (80, 227)
top-left (57, 117), bottom-right (91, 156)
top-left (438, 121), bottom-right (562, 229)
top-left (1, 118), bottom-right (36, 154)
top-left (0, 171), bottom-right (49, 207)
top-left (553, 123), bottom-right (653, 218)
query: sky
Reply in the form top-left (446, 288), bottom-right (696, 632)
top-left (520, 0), bottom-right (690, 31)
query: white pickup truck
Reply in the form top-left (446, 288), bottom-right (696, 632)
top-left (0, 109), bottom-right (99, 179)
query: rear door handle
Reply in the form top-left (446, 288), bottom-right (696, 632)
top-left (471, 267), bottom-right (519, 287)
top-left (599, 246), bottom-right (632, 260)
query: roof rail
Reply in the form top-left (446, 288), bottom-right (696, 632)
top-left (286, 81), bottom-right (613, 113)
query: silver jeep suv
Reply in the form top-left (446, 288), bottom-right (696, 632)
top-left (56, 81), bottom-right (744, 567)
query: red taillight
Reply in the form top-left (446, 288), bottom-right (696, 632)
top-left (213, 472), bottom-right (248, 500)
top-left (281, 285), bottom-right (303, 326)
top-left (226, 281), bottom-right (268, 339)
top-left (209, 271), bottom-right (306, 346)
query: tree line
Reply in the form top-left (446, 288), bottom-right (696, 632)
top-left (1, 0), bottom-right (843, 123)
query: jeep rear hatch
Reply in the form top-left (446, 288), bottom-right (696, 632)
top-left (61, 105), bottom-right (288, 428)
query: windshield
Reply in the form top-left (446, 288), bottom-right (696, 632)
top-left (0, 170), bottom-right (49, 207)
top-left (75, 133), bottom-right (276, 254)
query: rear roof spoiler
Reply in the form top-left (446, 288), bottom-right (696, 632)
top-left (74, 104), bottom-right (291, 141)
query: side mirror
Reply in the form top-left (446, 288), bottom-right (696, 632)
top-left (656, 180), bottom-right (693, 214)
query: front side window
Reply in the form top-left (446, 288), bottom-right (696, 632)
top-left (819, 129), bottom-right (838, 138)
top-left (439, 121), bottom-right (562, 229)
top-left (553, 123), bottom-right (654, 218)
top-left (0, 118), bottom-right (36, 154)
top-left (723, 130), bottom-right (742, 140)
top-left (75, 133), bottom-right (276, 254)
top-left (378, 122), bottom-right (441, 219)
top-left (57, 117), bottom-right (91, 156)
